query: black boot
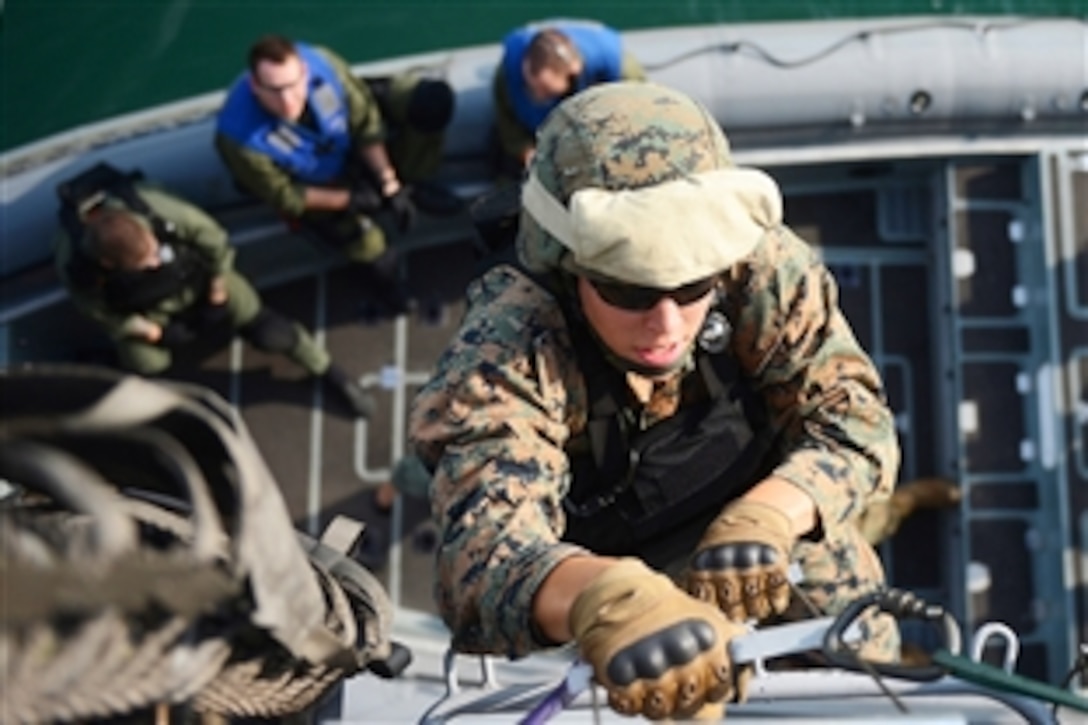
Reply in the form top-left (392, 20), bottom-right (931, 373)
top-left (361, 249), bottom-right (411, 318)
top-left (323, 364), bottom-right (377, 419)
top-left (410, 180), bottom-right (465, 217)
top-left (375, 275), bottom-right (411, 317)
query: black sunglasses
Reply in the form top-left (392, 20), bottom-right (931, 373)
top-left (589, 276), bottom-right (717, 312)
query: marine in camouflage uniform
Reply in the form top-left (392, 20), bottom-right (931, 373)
top-left (55, 180), bottom-right (375, 417)
top-left (411, 83), bottom-right (900, 719)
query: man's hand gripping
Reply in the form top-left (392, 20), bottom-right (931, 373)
top-left (570, 558), bottom-right (748, 721)
top-left (685, 500), bottom-right (795, 623)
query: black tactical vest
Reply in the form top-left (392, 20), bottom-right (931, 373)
top-left (556, 297), bottom-right (779, 571)
top-left (467, 198), bottom-right (780, 571)
top-left (57, 163), bottom-right (210, 313)
top-left (96, 243), bottom-right (209, 314)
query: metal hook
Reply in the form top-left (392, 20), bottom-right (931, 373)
top-left (970, 622), bottom-right (1021, 674)
top-left (441, 647), bottom-right (500, 698)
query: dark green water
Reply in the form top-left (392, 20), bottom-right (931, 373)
top-left (1, 0), bottom-right (1084, 153)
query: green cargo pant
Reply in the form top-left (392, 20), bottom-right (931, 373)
top-left (116, 270), bottom-right (329, 377)
top-left (372, 71), bottom-right (449, 183)
top-left (299, 72), bottom-right (450, 259)
top-left (296, 211), bottom-right (388, 264)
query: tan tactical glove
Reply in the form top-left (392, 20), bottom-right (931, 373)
top-left (685, 500), bottom-right (794, 623)
top-left (569, 558), bottom-right (748, 721)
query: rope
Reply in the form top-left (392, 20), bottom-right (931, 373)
top-left (0, 364), bottom-right (396, 723)
top-left (641, 18), bottom-right (1059, 73)
top-left (932, 650), bottom-right (1088, 714)
top-left (190, 564), bottom-right (361, 718)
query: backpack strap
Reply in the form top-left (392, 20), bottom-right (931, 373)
top-left (57, 162), bottom-right (148, 235)
top-left (57, 162), bottom-right (179, 251)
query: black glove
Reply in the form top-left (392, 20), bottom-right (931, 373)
top-left (469, 183), bottom-right (520, 255)
top-left (159, 320), bottom-right (198, 347)
top-left (383, 186), bottom-right (417, 232)
top-left (349, 185), bottom-right (382, 215)
top-left (197, 301), bottom-right (232, 330)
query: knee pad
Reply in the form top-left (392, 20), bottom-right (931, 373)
top-left (407, 79), bottom-right (455, 133)
top-left (369, 246), bottom-right (400, 279)
top-left (240, 309), bottom-right (299, 354)
top-left (118, 341), bottom-right (172, 376)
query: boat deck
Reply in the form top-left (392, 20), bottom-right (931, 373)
top-left (4, 145), bottom-right (1085, 700)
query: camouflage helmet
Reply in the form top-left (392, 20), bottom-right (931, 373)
top-left (517, 81), bottom-right (781, 288)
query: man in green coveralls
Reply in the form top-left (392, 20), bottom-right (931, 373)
top-left (55, 173), bottom-right (376, 418)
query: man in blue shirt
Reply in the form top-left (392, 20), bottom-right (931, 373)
top-left (492, 20), bottom-right (646, 175)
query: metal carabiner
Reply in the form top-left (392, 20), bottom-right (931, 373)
top-left (822, 587), bottom-right (962, 682)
